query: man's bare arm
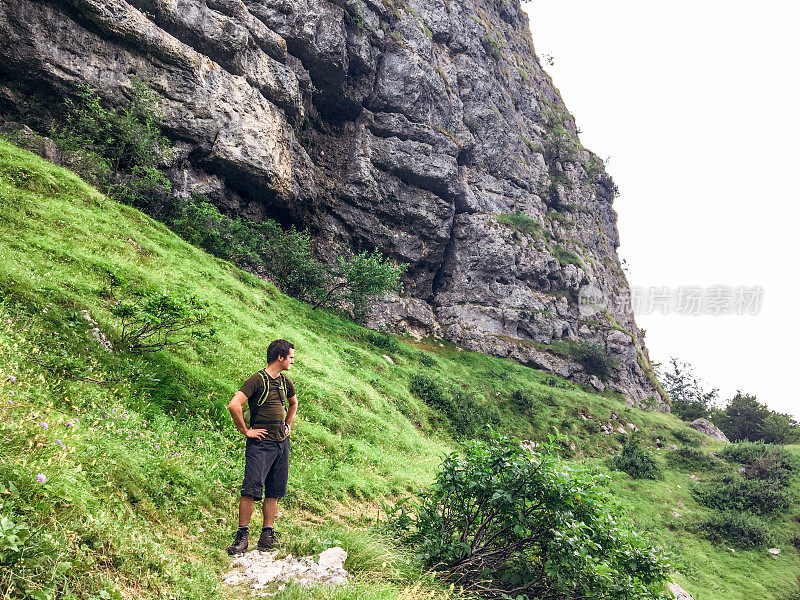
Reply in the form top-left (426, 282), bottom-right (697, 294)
top-left (228, 391), bottom-right (267, 439)
top-left (284, 395), bottom-right (298, 435)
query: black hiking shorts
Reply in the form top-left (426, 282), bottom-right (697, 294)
top-left (241, 437), bottom-right (290, 500)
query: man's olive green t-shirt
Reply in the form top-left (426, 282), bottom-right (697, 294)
top-left (239, 370), bottom-right (295, 427)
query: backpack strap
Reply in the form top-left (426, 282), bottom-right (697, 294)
top-left (256, 370), bottom-right (286, 408)
top-left (277, 373), bottom-right (287, 407)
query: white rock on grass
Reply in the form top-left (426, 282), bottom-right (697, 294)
top-left (223, 547), bottom-right (349, 592)
top-left (669, 582), bottom-right (695, 600)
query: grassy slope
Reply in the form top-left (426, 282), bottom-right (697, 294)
top-left (0, 138), bottom-right (798, 599)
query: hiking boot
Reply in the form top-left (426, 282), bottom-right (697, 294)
top-left (257, 527), bottom-right (280, 551)
top-left (227, 528), bottom-right (248, 555)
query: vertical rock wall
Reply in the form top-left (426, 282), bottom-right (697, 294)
top-left (0, 0), bottom-right (664, 403)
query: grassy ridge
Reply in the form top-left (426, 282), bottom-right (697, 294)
top-left (0, 138), bottom-right (798, 599)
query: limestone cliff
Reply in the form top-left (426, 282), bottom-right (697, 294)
top-left (0, 0), bottom-right (663, 402)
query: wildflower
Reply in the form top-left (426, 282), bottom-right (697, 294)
top-left (55, 439), bottom-right (66, 450)
top-left (8, 375), bottom-right (16, 383)
top-left (6, 399), bottom-right (13, 405)
top-left (65, 422), bottom-right (73, 428)
top-left (40, 422), bottom-right (49, 429)
top-left (36, 473), bottom-right (47, 483)
top-left (8, 391), bottom-right (13, 396)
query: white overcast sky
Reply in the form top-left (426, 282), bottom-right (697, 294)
top-left (521, 1), bottom-right (800, 418)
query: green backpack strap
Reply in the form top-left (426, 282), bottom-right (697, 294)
top-left (277, 373), bottom-right (287, 407)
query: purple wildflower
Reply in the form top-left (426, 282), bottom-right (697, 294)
top-left (65, 422), bottom-right (73, 428)
top-left (40, 422), bottom-right (49, 430)
top-left (8, 375), bottom-right (16, 383)
top-left (8, 391), bottom-right (13, 396)
top-left (55, 439), bottom-right (66, 450)
top-left (36, 473), bottom-right (47, 483)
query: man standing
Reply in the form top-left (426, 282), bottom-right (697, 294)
top-left (227, 339), bottom-right (298, 554)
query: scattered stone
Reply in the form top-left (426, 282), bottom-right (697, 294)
top-left (687, 474), bottom-right (697, 480)
top-left (217, 517), bottom-right (228, 526)
top-left (589, 375), bottom-right (604, 392)
top-left (80, 310), bottom-right (113, 352)
top-left (127, 237), bottom-right (146, 254)
top-left (669, 582), bottom-right (695, 600)
top-left (625, 422), bottom-right (638, 431)
top-left (223, 547), bottom-right (348, 591)
top-left (689, 419), bottom-right (729, 442)
top-left (601, 423), bottom-right (614, 435)
top-left (381, 354), bottom-right (394, 364)
top-left (615, 425), bottom-right (627, 435)
top-left (728, 548), bottom-right (736, 553)
top-left (671, 511), bottom-right (682, 518)
top-left (668, 444), bottom-right (678, 450)
top-left (768, 548), bottom-right (781, 556)
top-left (317, 547), bottom-right (347, 570)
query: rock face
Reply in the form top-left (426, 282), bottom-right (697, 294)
top-left (0, 0), bottom-right (662, 402)
top-left (690, 419), bottom-right (730, 442)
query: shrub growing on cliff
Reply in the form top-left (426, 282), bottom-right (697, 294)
top-left (572, 341), bottom-right (618, 381)
top-left (314, 249), bottom-right (407, 319)
top-left (53, 81), bottom-right (174, 211)
top-left (389, 435), bottom-right (672, 600)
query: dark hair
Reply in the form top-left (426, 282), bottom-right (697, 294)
top-left (267, 339), bottom-right (294, 364)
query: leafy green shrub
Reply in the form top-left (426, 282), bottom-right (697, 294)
top-left (107, 277), bottom-right (214, 352)
top-left (665, 446), bottom-right (720, 470)
top-left (696, 510), bottom-right (774, 549)
top-left (511, 388), bottom-right (533, 411)
top-left (416, 351), bottom-right (437, 367)
top-left (408, 372), bottom-right (448, 409)
top-left (712, 392), bottom-right (799, 443)
top-left (53, 82), bottom-right (174, 208)
top-left (314, 250), bottom-right (407, 319)
top-left (408, 373), bottom-right (499, 439)
top-left (389, 435), bottom-right (671, 600)
top-left (672, 428), bottom-right (702, 446)
top-left (607, 436), bottom-right (663, 480)
top-left (719, 441), bottom-right (798, 479)
top-left (692, 474), bottom-right (792, 516)
top-left (656, 358), bottom-right (717, 421)
top-left (571, 341), bottom-right (618, 381)
top-left (170, 194), bottom-right (327, 301)
top-left (364, 330), bottom-right (402, 353)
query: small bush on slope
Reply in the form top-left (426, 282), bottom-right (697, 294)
top-left (390, 435), bottom-right (672, 600)
top-left (607, 435), bottom-right (663, 480)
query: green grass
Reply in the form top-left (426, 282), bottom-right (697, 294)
top-left (0, 138), bottom-right (799, 599)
